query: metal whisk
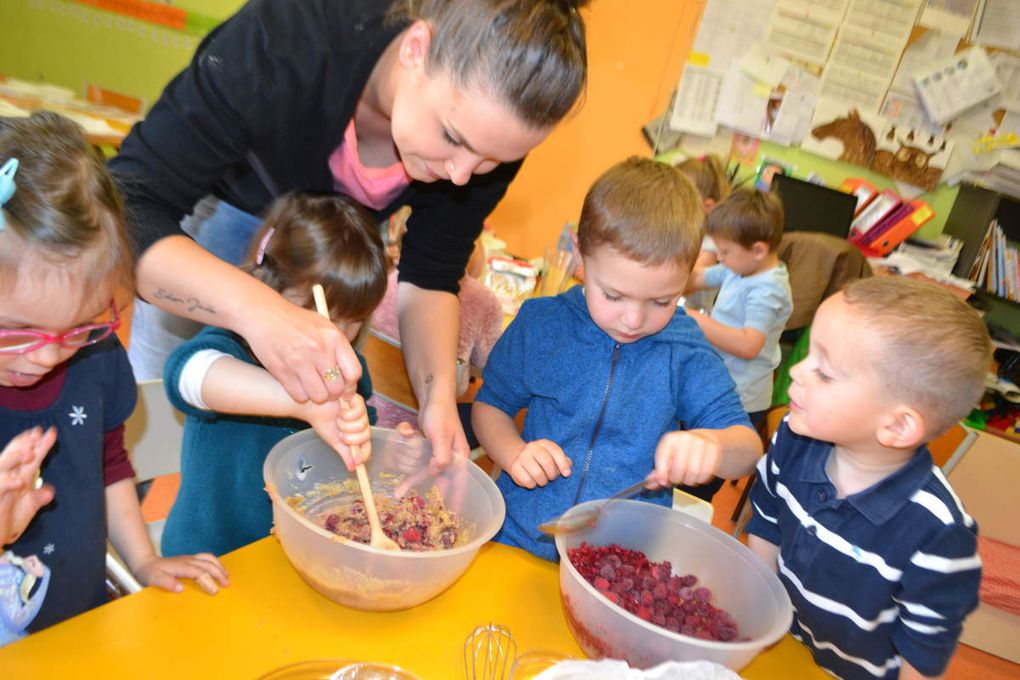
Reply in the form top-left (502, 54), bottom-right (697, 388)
top-left (464, 623), bottom-right (517, 679)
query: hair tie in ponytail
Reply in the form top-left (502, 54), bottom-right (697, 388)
top-left (0, 158), bottom-right (19, 232)
top-left (255, 227), bottom-right (275, 265)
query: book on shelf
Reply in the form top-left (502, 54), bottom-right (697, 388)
top-left (970, 220), bottom-right (1020, 302)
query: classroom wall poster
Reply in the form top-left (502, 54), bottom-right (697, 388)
top-left (803, 99), bottom-right (954, 190)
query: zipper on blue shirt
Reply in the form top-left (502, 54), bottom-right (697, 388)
top-left (572, 342), bottom-right (621, 504)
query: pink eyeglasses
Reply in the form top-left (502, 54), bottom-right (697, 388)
top-left (0, 302), bottom-right (121, 355)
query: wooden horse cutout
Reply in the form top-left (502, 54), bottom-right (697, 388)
top-left (811, 109), bottom-right (877, 167)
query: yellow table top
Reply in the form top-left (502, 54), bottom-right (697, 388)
top-left (0, 538), bottom-right (828, 679)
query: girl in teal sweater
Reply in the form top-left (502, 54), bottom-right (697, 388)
top-left (161, 193), bottom-right (388, 557)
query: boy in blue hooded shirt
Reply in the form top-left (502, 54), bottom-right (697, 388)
top-left (473, 157), bottom-right (762, 561)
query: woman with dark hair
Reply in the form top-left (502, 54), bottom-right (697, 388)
top-left (111, 0), bottom-right (591, 468)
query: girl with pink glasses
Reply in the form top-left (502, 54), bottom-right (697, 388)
top-left (0, 112), bottom-right (227, 645)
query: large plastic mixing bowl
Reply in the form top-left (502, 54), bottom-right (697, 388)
top-left (555, 500), bottom-right (792, 670)
top-left (263, 428), bottom-right (505, 611)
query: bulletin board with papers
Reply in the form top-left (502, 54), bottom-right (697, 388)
top-left (666, 0), bottom-right (1020, 195)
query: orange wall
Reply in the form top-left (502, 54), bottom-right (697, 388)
top-left (488, 0), bottom-right (705, 259)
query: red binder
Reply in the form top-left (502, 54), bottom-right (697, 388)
top-left (851, 200), bottom-right (934, 256)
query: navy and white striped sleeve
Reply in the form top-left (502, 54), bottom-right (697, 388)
top-left (745, 417), bottom-right (791, 545)
top-left (892, 521), bottom-right (981, 676)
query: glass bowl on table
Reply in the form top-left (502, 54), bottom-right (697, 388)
top-left (257, 660), bottom-right (422, 679)
top-left (263, 427), bottom-right (505, 611)
top-left (509, 650), bottom-right (573, 679)
top-left (555, 500), bottom-right (792, 671)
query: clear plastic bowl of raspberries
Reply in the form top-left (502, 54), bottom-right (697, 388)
top-left (263, 427), bottom-right (505, 611)
top-left (554, 500), bottom-right (792, 671)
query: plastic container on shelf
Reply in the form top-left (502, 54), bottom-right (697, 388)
top-left (555, 500), bottom-right (792, 671)
top-left (263, 427), bottom-right (505, 611)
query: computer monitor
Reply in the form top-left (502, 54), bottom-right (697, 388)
top-left (771, 173), bottom-right (857, 239)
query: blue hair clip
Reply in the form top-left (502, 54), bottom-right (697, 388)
top-left (0, 158), bottom-right (18, 232)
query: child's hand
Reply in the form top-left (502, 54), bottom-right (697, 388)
top-left (0, 426), bottom-right (57, 546)
top-left (687, 307), bottom-right (709, 330)
top-left (395, 421), bottom-right (417, 438)
top-left (509, 439), bottom-right (571, 489)
top-left (339, 394), bottom-right (372, 464)
top-left (387, 422), bottom-right (429, 475)
top-left (652, 429), bottom-right (722, 487)
top-left (296, 395), bottom-right (371, 471)
top-left (133, 552), bottom-right (229, 594)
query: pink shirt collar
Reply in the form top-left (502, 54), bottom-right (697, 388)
top-left (328, 119), bottom-right (411, 211)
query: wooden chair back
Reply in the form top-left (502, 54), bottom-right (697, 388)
top-left (362, 330), bottom-right (418, 411)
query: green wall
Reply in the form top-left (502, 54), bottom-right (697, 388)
top-left (0, 0), bottom-right (242, 109)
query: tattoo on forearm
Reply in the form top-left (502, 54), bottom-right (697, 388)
top-left (153, 288), bottom-right (216, 315)
top-left (425, 374), bottom-right (433, 385)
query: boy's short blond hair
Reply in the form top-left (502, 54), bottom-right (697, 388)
top-left (705, 188), bottom-right (784, 251)
top-left (842, 277), bottom-right (992, 438)
top-left (577, 157), bottom-right (704, 269)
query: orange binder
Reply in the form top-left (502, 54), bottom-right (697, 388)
top-left (838, 178), bottom-right (878, 216)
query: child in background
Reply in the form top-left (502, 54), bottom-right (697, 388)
top-left (686, 188), bottom-right (792, 429)
top-left (747, 277), bottom-right (990, 680)
top-left (473, 157), bottom-right (761, 561)
top-left (161, 192), bottom-right (388, 557)
top-left (676, 153), bottom-right (731, 270)
top-left (0, 112), bottom-right (227, 640)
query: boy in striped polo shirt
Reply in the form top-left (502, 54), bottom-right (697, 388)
top-left (747, 277), bottom-right (990, 680)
